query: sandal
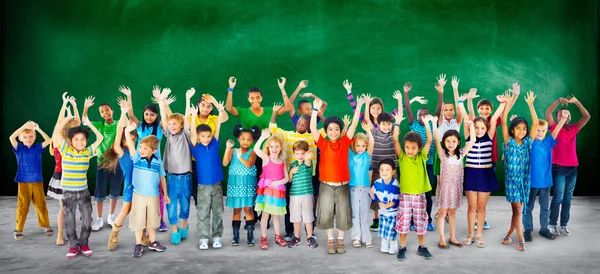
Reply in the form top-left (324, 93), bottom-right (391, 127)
top-left (462, 234), bottom-right (474, 246)
top-left (501, 235), bottom-right (512, 245)
top-left (438, 242), bottom-right (449, 249)
top-left (365, 242), bottom-right (373, 248)
top-left (352, 239), bottom-right (361, 248)
top-left (475, 235), bottom-right (486, 248)
top-left (260, 236), bottom-right (268, 250)
top-left (43, 227), bottom-right (54, 237)
top-left (449, 240), bottom-right (463, 248)
top-left (516, 241), bottom-right (526, 251)
top-left (13, 230), bottom-right (24, 240)
top-left (275, 234), bottom-right (287, 247)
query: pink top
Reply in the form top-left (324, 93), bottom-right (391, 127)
top-left (550, 123), bottom-right (579, 166)
top-left (257, 159), bottom-right (286, 191)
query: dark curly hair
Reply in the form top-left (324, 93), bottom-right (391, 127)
top-left (324, 116), bottom-right (343, 134)
top-left (403, 132), bottom-right (423, 148)
top-left (233, 124), bottom-right (261, 141)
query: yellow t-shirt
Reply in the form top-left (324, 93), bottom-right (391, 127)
top-left (269, 123), bottom-right (318, 176)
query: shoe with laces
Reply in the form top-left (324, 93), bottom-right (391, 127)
top-left (288, 236), bottom-right (301, 248)
top-left (524, 231), bottom-right (533, 242)
top-left (388, 240), bottom-right (398, 255)
top-left (548, 225), bottom-right (560, 236)
top-left (199, 239), bottom-right (209, 250)
top-left (483, 221), bottom-right (490, 229)
top-left (132, 244), bottom-right (143, 257)
top-left (396, 247), bottom-right (407, 261)
top-left (539, 229), bottom-right (557, 240)
top-left (380, 239), bottom-right (390, 253)
top-left (66, 247), bottom-right (80, 259)
top-left (91, 218), bottom-right (104, 231)
top-left (107, 214), bottom-right (116, 226)
top-left (559, 226), bottom-right (570, 236)
top-left (213, 237), bottom-right (223, 249)
top-left (159, 221), bottom-right (168, 232)
top-left (307, 237), bottom-right (318, 248)
top-left (427, 223), bottom-right (435, 231)
top-left (80, 245), bottom-right (93, 256)
top-left (370, 219), bottom-right (379, 232)
top-left (417, 246), bottom-right (433, 260)
top-left (149, 241), bottom-right (166, 252)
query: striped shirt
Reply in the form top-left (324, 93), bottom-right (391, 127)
top-left (289, 160), bottom-right (314, 196)
top-left (371, 128), bottom-right (397, 169)
top-left (132, 152), bottom-right (166, 197)
top-left (269, 123), bottom-right (317, 176)
top-left (91, 121), bottom-right (118, 163)
top-left (465, 134), bottom-right (493, 167)
top-left (410, 121), bottom-right (435, 165)
top-left (59, 141), bottom-right (96, 191)
top-left (371, 177), bottom-right (400, 217)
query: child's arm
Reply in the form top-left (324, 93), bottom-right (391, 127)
top-left (118, 85), bottom-right (137, 125)
top-left (545, 97), bottom-right (567, 128)
top-left (113, 100), bottom-right (131, 158)
top-left (238, 150), bottom-right (257, 168)
top-left (506, 82), bottom-right (521, 113)
top-left (184, 88), bottom-right (195, 129)
top-left (456, 94), bottom-right (471, 139)
top-left (304, 151), bottom-right (314, 167)
top-left (369, 186), bottom-right (376, 200)
top-left (567, 95), bottom-right (591, 130)
top-left (363, 94), bottom-right (373, 130)
top-left (393, 111), bottom-right (404, 158)
top-left (501, 91), bottom-right (513, 145)
top-left (33, 123), bottom-right (52, 149)
top-left (288, 164), bottom-right (298, 183)
top-left (82, 96), bottom-right (95, 119)
top-left (361, 122), bottom-right (375, 156)
top-left (488, 95), bottom-right (508, 139)
top-left (9, 122), bottom-right (31, 149)
top-left (275, 161), bottom-right (290, 186)
top-left (309, 93), bottom-right (328, 121)
top-left (525, 91), bottom-right (539, 139)
top-left (422, 115), bottom-right (434, 155)
top-left (434, 74), bottom-right (446, 122)
top-left (380, 201), bottom-right (396, 209)
top-left (225, 77), bottom-right (239, 117)
top-left (157, 94), bottom-right (170, 132)
top-left (125, 122), bottom-right (137, 156)
top-left (270, 102), bottom-right (283, 124)
top-left (462, 121), bottom-right (477, 154)
top-left (69, 96), bottom-right (82, 126)
top-left (212, 99), bottom-right (226, 141)
top-left (83, 115), bottom-right (104, 153)
top-left (204, 94), bottom-right (229, 124)
top-left (190, 105), bottom-right (199, 148)
top-left (341, 115), bottom-right (351, 136)
top-left (403, 82), bottom-right (415, 124)
top-left (276, 77), bottom-right (293, 116)
top-left (552, 111), bottom-right (569, 139)
top-left (253, 129), bottom-right (270, 161)
top-left (451, 76), bottom-right (463, 124)
top-left (310, 99), bottom-right (323, 142)
top-left (345, 94), bottom-right (365, 139)
top-left (222, 140), bottom-right (235, 166)
top-left (56, 93), bottom-right (69, 126)
top-left (288, 80), bottom-right (308, 117)
top-left (432, 118), bottom-right (443, 156)
top-left (160, 176), bottom-right (170, 204)
top-left (467, 88), bottom-right (478, 121)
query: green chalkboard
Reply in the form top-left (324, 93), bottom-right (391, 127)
top-left (2, 0), bottom-right (597, 196)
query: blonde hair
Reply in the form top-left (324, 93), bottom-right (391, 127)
top-left (140, 135), bottom-right (160, 150)
top-left (352, 133), bottom-right (368, 153)
top-left (263, 136), bottom-right (284, 158)
top-left (168, 113), bottom-right (185, 126)
top-left (538, 119), bottom-right (548, 127)
top-left (61, 120), bottom-right (80, 139)
top-left (20, 129), bottom-right (35, 135)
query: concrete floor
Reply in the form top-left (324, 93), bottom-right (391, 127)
top-left (0, 196), bottom-right (598, 274)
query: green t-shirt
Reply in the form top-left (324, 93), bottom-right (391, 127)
top-left (91, 120), bottom-right (118, 163)
top-left (398, 149), bottom-right (432, 194)
top-left (289, 160), bottom-right (314, 196)
top-left (237, 107), bottom-right (274, 130)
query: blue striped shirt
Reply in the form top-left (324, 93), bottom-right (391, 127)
top-left (371, 177), bottom-right (400, 217)
top-left (132, 152), bottom-right (166, 197)
top-left (466, 134), bottom-right (493, 166)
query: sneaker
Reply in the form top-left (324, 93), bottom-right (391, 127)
top-left (417, 246), bottom-right (433, 260)
top-left (91, 218), bottom-right (104, 231)
top-left (212, 237), bottom-right (223, 249)
top-left (149, 241), bottom-right (166, 252)
top-left (539, 229), bottom-right (557, 240)
top-left (288, 236), bottom-right (301, 248)
top-left (284, 232), bottom-right (294, 242)
top-left (396, 247), bottom-right (407, 261)
top-left (307, 237), bottom-right (318, 248)
top-left (159, 221), bottom-right (168, 232)
top-left (132, 244), bottom-right (143, 257)
top-left (380, 239), bottom-right (389, 253)
top-left (524, 231), bottom-right (533, 242)
top-left (370, 219), bottom-right (379, 232)
top-left (559, 226), bottom-right (570, 236)
top-left (483, 221), bottom-right (490, 229)
top-left (427, 223), bottom-right (435, 231)
top-left (66, 247), bottom-right (80, 259)
top-left (410, 224), bottom-right (415, 231)
top-left (107, 214), bottom-right (116, 226)
top-left (80, 245), bottom-right (93, 257)
top-left (548, 225), bottom-right (560, 236)
top-left (199, 239), bottom-right (209, 250)
top-left (388, 240), bottom-right (398, 255)
top-left (474, 222), bottom-right (477, 230)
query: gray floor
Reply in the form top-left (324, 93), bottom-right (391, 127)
top-left (0, 196), bottom-right (598, 274)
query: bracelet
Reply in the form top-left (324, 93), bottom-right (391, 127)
top-left (393, 123), bottom-right (400, 127)
top-left (227, 88), bottom-right (233, 92)
top-left (457, 100), bottom-right (464, 103)
top-left (312, 108), bottom-right (319, 112)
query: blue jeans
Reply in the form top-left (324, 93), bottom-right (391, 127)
top-left (523, 187), bottom-right (551, 232)
top-left (166, 173), bottom-right (192, 225)
top-left (95, 166), bottom-right (124, 201)
top-left (549, 165), bottom-right (577, 227)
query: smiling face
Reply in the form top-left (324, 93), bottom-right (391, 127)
top-left (442, 103), bottom-right (455, 120)
top-left (511, 122), bottom-right (528, 142)
top-left (198, 130), bottom-right (213, 146)
top-left (167, 118), bottom-right (183, 135)
top-left (353, 139), bottom-right (367, 154)
top-left (294, 149), bottom-right (307, 162)
top-left (248, 92), bottom-right (262, 109)
top-left (99, 105), bottom-right (114, 121)
top-left (536, 123), bottom-right (548, 140)
top-left (379, 121), bottom-right (393, 134)
top-left (238, 131), bottom-right (254, 149)
top-left (298, 102), bottom-right (312, 115)
top-left (474, 120), bottom-right (488, 137)
top-left (139, 143), bottom-right (156, 158)
top-left (198, 100), bottom-right (213, 117)
top-left (326, 122), bottom-right (341, 141)
top-left (267, 139), bottom-right (282, 157)
top-left (143, 109), bottom-right (158, 124)
top-left (379, 163), bottom-right (394, 181)
top-left (296, 117), bottom-right (309, 134)
top-left (370, 103), bottom-right (383, 119)
top-left (71, 133), bottom-right (88, 151)
top-left (404, 140), bottom-right (420, 158)
top-left (477, 104), bottom-right (492, 118)
top-left (443, 135), bottom-right (460, 154)
top-left (19, 130), bottom-right (36, 147)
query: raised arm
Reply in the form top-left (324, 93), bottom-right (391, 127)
top-left (488, 95), bottom-right (507, 139)
top-left (363, 94), bottom-right (373, 129)
top-left (118, 85), bottom-right (137, 125)
top-left (552, 110), bottom-right (569, 139)
top-left (9, 122), bottom-right (32, 149)
top-left (253, 129), bottom-right (270, 161)
top-left (124, 122), bottom-right (137, 156)
top-left (270, 102), bottom-right (283, 124)
top-left (69, 96), bottom-right (82, 126)
top-left (467, 88), bottom-right (479, 121)
top-left (432, 118), bottom-right (443, 155)
top-left (83, 115), bottom-right (104, 153)
top-left (456, 94), bottom-right (470, 139)
top-left (567, 95), bottom-right (591, 130)
top-left (403, 82), bottom-right (415, 124)
top-left (545, 98), bottom-right (566, 128)
top-left (507, 82), bottom-right (521, 113)
top-left (501, 91), bottom-right (513, 145)
top-left (288, 80), bottom-right (308, 117)
top-left (422, 115), bottom-right (434, 155)
top-left (341, 115), bottom-right (350, 136)
top-left (434, 74), bottom-right (446, 119)
top-left (343, 79), bottom-right (367, 124)
top-left (113, 104), bottom-right (129, 158)
top-left (225, 77), bottom-right (239, 116)
top-left (451, 76), bottom-right (463, 124)
top-left (32, 122), bottom-right (52, 149)
top-left (190, 104), bottom-right (199, 148)
top-left (223, 139), bottom-right (235, 166)
top-left (362, 122), bottom-right (375, 156)
top-left (82, 96), bottom-right (95, 119)
top-left (276, 77), bottom-right (293, 115)
top-left (525, 91), bottom-right (539, 139)
top-left (310, 99), bottom-right (323, 142)
top-left (346, 94), bottom-right (365, 138)
top-left (212, 100), bottom-right (226, 141)
top-left (184, 88), bottom-right (195, 129)
top-left (392, 112), bottom-right (403, 158)
top-left (462, 121), bottom-right (477, 154)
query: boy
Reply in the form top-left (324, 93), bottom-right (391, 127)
top-left (370, 158), bottom-right (400, 255)
top-left (10, 121), bottom-right (53, 240)
top-left (52, 114), bottom-right (104, 259)
top-left (125, 123), bottom-right (168, 257)
top-left (287, 141), bottom-right (317, 248)
top-left (190, 100), bottom-right (226, 250)
top-left (287, 79), bottom-right (328, 127)
top-left (392, 112), bottom-right (434, 261)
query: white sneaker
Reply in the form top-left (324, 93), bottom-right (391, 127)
top-left (107, 214), bottom-right (116, 226)
top-left (548, 225), bottom-right (560, 236)
top-left (91, 218), bottom-right (104, 231)
top-left (380, 239), bottom-right (389, 253)
top-left (559, 226), bottom-right (571, 236)
top-left (213, 237), bottom-right (222, 249)
top-left (388, 240), bottom-right (398, 255)
top-left (199, 239), bottom-right (209, 250)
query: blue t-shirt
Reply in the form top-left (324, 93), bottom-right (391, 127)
top-left (410, 121), bottom-right (434, 165)
top-left (119, 148), bottom-right (134, 187)
top-left (13, 143), bottom-right (46, 183)
top-left (348, 150), bottom-right (372, 187)
top-left (131, 152), bottom-right (166, 196)
top-left (137, 124), bottom-right (164, 159)
top-left (190, 138), bottom-right (224, 185)
top-left (371, 177), bottom-right (400, 217)
top-left (530, 136), bottom-right (557, 188)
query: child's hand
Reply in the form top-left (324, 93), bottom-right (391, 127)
top-left (559, 97), bottom-right (568, 105)
top-left (277, 77), bottom-right (287, 90)
top-left (32, 122), bottom-right (40, 131)
top-left (360, 122), bottom-right (370, 132)
top-left (226, 139), bottom-right (235, 149)
top-left (125, 122), bottom-right (137, 132)
top-left (313, 98), bottom-right (323, 110)
top-left (342, 114), bottom-right (351, 127)
top-left (161, 88), bottom-right (172, 98)
top-left (342, 79), bottom-right (352, 92)
top-left (525, 91), bottom-right (536, 105)
top-left (273, 102), bottom-right (283, 113)
top-left (434, 73), bottom-right (447, 93)
top-left (164, 196), bottom-right (170, 204)
top-left (394, 113), bottom-right (405, 124)
top-left (560, 110), bottom-right (571, 120)
top-left (467, 88), bottom-right (479, 100)
top-left (68, 96), bottom-right (77, 105)
top-left (261, 129), bottom-right (270, 138)
top-left (298, 79), bottom-right (308, 89)
top-left (509, 114), bottom-right (518, 121)
top-left (432, 116), bottom-right (439, 124)
top-left (82, 115), bottom-right (91, 126)
top-left (410, 96), bottom-right (428, 105)
top-left (229, 76), bottom-right (236, 89)
top-left (186, 87), bottom-right (196, 99)
top-left (66, 107), bottom-right (73, 120)
top-left (164, 94), bottom-right (177, 106)
top-left (202, 93), bottom-right (215, 103)
top-left (496, 94), bottom-right (507, 103)
top-left (451, 76), bottom-right (459, 89)
top-left (503, 90), bottom-right (512, 102)
top-left (117, 97), bottom-right (130, 112)
top-left (189, 104), bottom-right (199, 116)
top-left (465, 120), bottom-right (474, 127)
top-left (290, 166), bottom-right (299, 175)
top-left (458, 93), bottom-right (468, 102)
top-left (403, 82), bottom-right (412, 93)
top-left (392, 90), bottom-right (402, 101)
top-left (84, 96), bottom-right (95, 108)
top-left (300, 92), bottom-right (313, 98)
top-left (152, 85), bottom-right (161, 100)
top-left (118, 85), bottom-right (131, 96)
top-left (422, 114), bottom-right (432, 123)
top-left (363, 93), bottom-right (372, 103)
top-left (212, 100), bottom-right (225, 112)
top-left (379, 202), bottom-right (385, 209)
top-left (62, 92), bottom-right (69, 104)
top-left (305, 151), bottom-right (314, 160)
top-left (356, 94), bottom-right (366, 106)
top-left (512, 82), bottom-right (521, 97)
top-left (566, 94), bottom-right (578, 104)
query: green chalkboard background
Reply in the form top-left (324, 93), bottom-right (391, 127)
top-left (2, 0), bottom-right (598, 196)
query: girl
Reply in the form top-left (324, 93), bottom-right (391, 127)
top-left (48, 93), bottom-right (81, 245)
top-left (348, 123), bottom-right (374, 248)
top-left (462, 94), bottom-right (507, 248)
top-left (432, 114), bottom-right (475, 249)
top-left (223, 125), bottom-right (261, 247)
top-left (500, 91), bottom-right (538, 252)
top-left (253, 129), bottom-right (289, 250)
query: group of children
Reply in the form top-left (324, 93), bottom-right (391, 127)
top-left (11, 75), bottom-right (589, 261)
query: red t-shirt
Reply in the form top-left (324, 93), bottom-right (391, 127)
top-left (487, 116), bottom-right (501, 163)
top-left (316, 135), bottom-right (352, 182)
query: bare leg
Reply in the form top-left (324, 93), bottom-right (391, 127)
top-left (260, 212), bottom-right (270, 238)
top-left (448, 209), bottom-right (458, 243)
top-left (109, 199), bottom-right (117, 215)
top-left (437, 208), bottom-right (448, 244)
top-left (96, 201), bottom-right (104, 219)
top-left (273, 215), bottom-right (281, 236)
top-left (148, 228), bottom-right (157, 243)
top-left (56, 199), bottom-right (64, 245)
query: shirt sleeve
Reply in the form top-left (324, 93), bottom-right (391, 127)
top-left (159, 161), bottom-right (166, 177)
top-left (189, 142), bottom-right (199, 157)
top-left (269, 122), bottom-right (284, 138)
top-left (316, 134), bottom-right (326, 150)
top-left (546, 136), bottom-right (558, 148)
top-left (86, 145), bottom-right (97, 159)
top-left (420, 146), bottom-right (429, 161)
top-left (12, 143), bottom-right (21, 154)
top-left (162, 128), bottom-right (171, 138)
top-left (60, 140), bottom-right (69, 156)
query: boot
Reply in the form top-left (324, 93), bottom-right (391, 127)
top-left (108, 225), bottom-right (121, 251)
top-left (232, 221), bottom-right (241, 246)
top-left (245, 219), bottom-right (256, 247)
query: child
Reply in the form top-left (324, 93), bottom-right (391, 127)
top-left (190, 101), bottom-right (226, 250)
top-left (52, 114), bottom-right (104, 259)
top-left (124, 123), bottom-right (168, 257)
top-left (432, 114), bottom-right (475, 249)
top-left (392, 111), bottom-right (434, 261)
top-left (287, 141), bottom-right (317, 248)
top-left (223, 125), bottom-right (261, 246)
top-left (462, 94), bottom-right (507, 248)
top-left (106, 100), bottom-right (142, 251)
top-left (370, 158), bottom-right (400, 255)
top-left (254, 129), bottom-right (289, 249)
top-left (310, 96), bottom-right (362, 255)
top-left (500, 90), bottom-right (539, 251)
top-left (287, 79), bottom-right (328, 126)
top-left (348, 123), bottom-right (374, 248)
top-left (523, 111), bottom-right (567, 242)
top-left (48, 93), bottom-right (81, 245)
top-left (10, 120), bottom-right (53, 241)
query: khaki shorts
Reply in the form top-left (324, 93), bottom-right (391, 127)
top-left (129, 193), bottom-right (160, 231)
top-left (290, 194), bottom-right (315, 223)
top-left (317, 182), bottom-right (352, 231)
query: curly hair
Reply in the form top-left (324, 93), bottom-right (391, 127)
top-left (263, 135), bottom-right (284, 158)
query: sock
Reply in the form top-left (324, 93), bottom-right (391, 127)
top-left (337, 237), bottom-right (344, 240)
top-left (328, 237), bottom-right (334, 240)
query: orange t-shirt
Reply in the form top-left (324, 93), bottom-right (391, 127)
top-left (316, 135), bottom-right (352, 182)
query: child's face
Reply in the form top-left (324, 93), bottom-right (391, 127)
top-left (139, 143), bottom-right (157, 158)
top-left (198, 101), bottom-right (213, 117)
top-left (404, 141), bottom-right (420, 158)
top-left (474, 120), bottom-right (488, 137)
top-left (19, 131), bottom-right (36, 147)
top-left (444, 135), bottom-right (460, 153)
top-left (555, 109), bottom-right (572, 124)
top-left (268, 141), bottom-right (282, 157)
top-left (477, 105), bottom-right (492, 118)
top-left (296, 117), bottom-right (309, 134)
top-left (167, 119), bottom-right (183, 135)
top-left (512, 122), bottom-right (528, 141)
top-left (299, 102), bottom-right (312, 115)
top-left (198, 131), bottom-right (213, 146)
top-left (370, 103), bottom-right (382, 118)
top-left (379, 163), bottom-right (394, 181)
top-left (442, 103), bottom-right (455, 120)
top-left (99, 105), bottom-right (114, 121)
top-left (379, 121), bottom-right (393, 134)
top-left (535, 124), bottom-right (548, 140)
top-left (238, 132), bottom-right (254, 149)
top-left (71, 133), bottom-right (88, 151)
top-left (294, 149), bottom-right (307, 162)
top-left (326, 123), bottom-right (341, 141)
top-left (417, 109), bottom-right (430, 125)
top-left (143, 109), bottom-right (158, 124)
top-left (247, 92), bottom-right (262, 109)
top-left (354, 139), bottom-right (367, 154)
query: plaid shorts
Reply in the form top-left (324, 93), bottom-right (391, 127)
top-left (378, 214), bottom-right (398, 240)
top-left (395, 193), bottom-right (428, 235)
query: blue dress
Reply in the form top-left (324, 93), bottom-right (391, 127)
top-left (226, 149), bottom-right (258, 208)
top-left (503, 137), bottom-right (532, 203)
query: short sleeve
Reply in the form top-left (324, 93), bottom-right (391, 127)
top-left (209, 138), bottom-right (219, 149)
top-left (237, 107), bottom-right (248, 117)
top-left (420, 147), bottom-right (429, 160)
top-left (162, 128), bottom-right (172, 138)
top-left (86, 145), bottom-right (97, 159)
top-left (12, 143), bottom-right (22, 154)
top-left (545, 136), bottom-right (558, 148)
top-left (159, 161), bottom-right (166, 177)
top-left (60, 140), bottom-right (69, 156)
top-left (291, 113), bottom-right (300, 127)
top-left (316, 135), bottom-right (326, 149)
top-left (189, 142), bottom-right (199, 157)
top-left (341, 135), bottom-right (352, 147)
top-left (92, 121), bottom-right (102, 129)
top-left (569, 124), bottom-right (580, 134)
top-left (269, 123), bottom-right (283, 137)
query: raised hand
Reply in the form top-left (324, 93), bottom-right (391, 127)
top-left (186, 88), bottom-right (196, 99)
top-left (277, 77), bottom-right (287, 90)
top-left (566, 94), bottom-right (578, 104)
top-left (422, 114), bottom-right (433, 123)
top-left (117, 97), bottom-right (129, 111)
top-left (261, 128), bottom-right (270, 138)
top-left (84, 96), bottom-right (95, 108)
top-left (229, 77), bottom-right (236, 89)
top-left (202, 93), bottom-right (215, 104)
top-left (509, 114), bottom-right (518, 121)
top-left (432, 116), bottom-right (439, 124)
top-left (512, 82), bottom-right (521, 96)
top-left (299, 92), bottom-right (313, 98)
top-left (525, 91), bottom-right (536, 105)
top-left (394, 113), bottom-right (405, 124)
top-left (313, 98), bottom-right (323, 110)
top-left (458, 93), bottom-right (468, 101)
top-left (411, 96), bottom-right (428, 105)
top-left (467, 88), bottom-right (479, 100)
top-left (496, 94), bottom-right (508, 103)
top-left (62, 92), bottom-right (69, 104)
top-left (66, 107), bottom-right (73, 119)
top-left (273, 102), bottom-right (284, 113)
top-left (82, 115), bottom-right (91, 126)
top-left (125, 121), bottom-right (137, 132)
top-left (68, 96), bottom-right (77, 105)
top-left (435, 74), bottom-right (447, 93)
top-left (356, 94), bottom-right (366, 106)
top-left (403, 82), bottom-right (412, 93)
top-left (161, 88), bottom-right (172, 99)
top-left (226, 139), bottom-right (235, 149)
top-left (164, 95), bottom-right (177, 105)
top-left (560, 110), bottom-right (571, 120)
top-left (342, 114), bottom-right (351, 126)
top-left (189, 104), bottom-right (199, 115)
top-left (342, 79), bottom-right (352, 91)
top-left (363, 93), bottom-right (372, 103)
top-left (118, 85), bottom-right (131, 96)
top-left (465, 120), bottom-right (474, 127)
top-left (152, 85), bottom-right (161, 100)
top-left (559, 97), bottom-right (568, 105)
top-left (360, 121), bottom-right (370, 131)
top-left (305, 151), bottom-right (314, 160)
top-left (31, 122), bottom-right (40, 130)
top-left (392, 90), bottom-right (402, 101)
top-left (451, 76), bottom-right (459, 89)
top-left (298, 79), bottom-right (309, 89)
